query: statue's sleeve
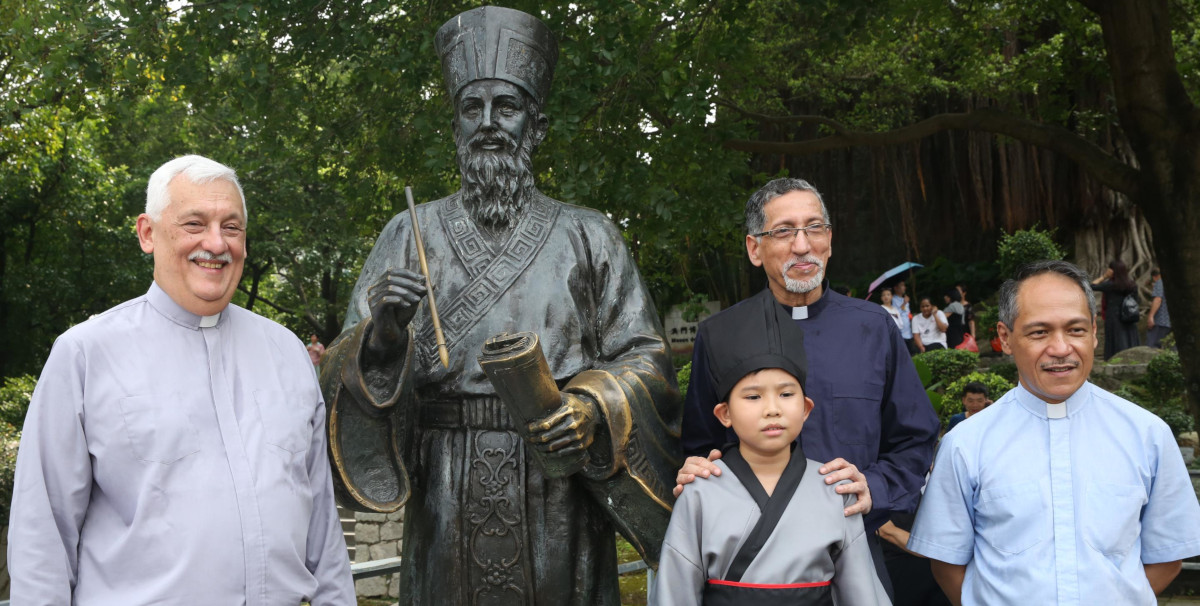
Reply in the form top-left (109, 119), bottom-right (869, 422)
top-left (562, 212), bottom-right (683, 569)
top-left (320, 215), bottom-right (418, 513)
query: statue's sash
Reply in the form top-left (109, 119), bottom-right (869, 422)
top-left (415, 193), bottom-right (559, 365)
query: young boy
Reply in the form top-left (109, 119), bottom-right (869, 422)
top-left (653, 321), bottom-right (890, 605)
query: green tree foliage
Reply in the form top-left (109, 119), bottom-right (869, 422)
top-left (996, 226), bottom-right (1068, 279)
top-left (5, 0), bottom-right (1200, 435)
top-left (1111, 351), bottom-right (1192, 436)
top-left (913, 348), bottom-right (979, 386)
top-left (0, 374), bottom-right (33, 527)
top-left (0, 373), bottom-right (35, 430)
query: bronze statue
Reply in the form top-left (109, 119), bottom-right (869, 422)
top-left (320, 6), bottom-right (682, 604)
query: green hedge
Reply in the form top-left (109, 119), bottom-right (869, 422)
top-left (913, 348), bottom-right (979, 387)
top-left (940, 372), bottom-right (1015, 428)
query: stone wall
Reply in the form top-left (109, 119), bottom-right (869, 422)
top-left (352, 508), bottom-right (404, 599)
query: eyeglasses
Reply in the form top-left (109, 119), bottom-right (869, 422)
top-left (753, 223), bottom-right (832, 242)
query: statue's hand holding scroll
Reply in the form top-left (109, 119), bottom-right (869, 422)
top-left (527, 393), bottom-right (597, 456)
top-left (367, 269), bottom-right (427, 355)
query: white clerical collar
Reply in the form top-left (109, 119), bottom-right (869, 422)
top-left (1014, 381), bottom-right (1092, 419)
top-left (792, 306), bottom-right (809, 320)
top-left (146, 282), bottom-right (227, 330)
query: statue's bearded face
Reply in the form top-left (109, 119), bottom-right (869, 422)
top-left (454, 79), bottom-right (540, 229)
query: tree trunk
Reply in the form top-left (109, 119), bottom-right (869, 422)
top-left (1086, 0), bottom-right (1200, 430)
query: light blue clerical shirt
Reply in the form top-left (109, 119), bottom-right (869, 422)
top-left (908, 381), bottom-right (1200, 605)
top-left (8, 283), bottom-right (355, 605)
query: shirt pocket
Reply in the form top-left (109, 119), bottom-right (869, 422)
top-left (255, 390), bottom-right (313, 454)
top-left (832, 381), bottom-right (884, 445)
top-left (1082, 481), bottom-right (1146, 557)
top-left (118, 395), bottom-right (202, 464)
top-left (976, 480), bottom-right (1050, 555)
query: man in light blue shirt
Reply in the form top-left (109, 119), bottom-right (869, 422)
top-left (908, 260), bottom-right (1200, 605)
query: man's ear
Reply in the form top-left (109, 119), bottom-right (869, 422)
top-left (713, 402), bottom-right (733, 428)
top-left (745, 234), bottom-right (763, 267)
top-left (136, 214), bottom-right (155, 254)
top-left (997, 321), bottom-right (1013, 355)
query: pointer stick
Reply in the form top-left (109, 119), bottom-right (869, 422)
top-left (406, 186), bottom-right (450, 368)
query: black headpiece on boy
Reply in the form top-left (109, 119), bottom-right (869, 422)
top-left (700, 290), bottom-right (808, 402)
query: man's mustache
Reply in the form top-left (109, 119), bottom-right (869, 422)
top-left (783, 255), bottom-right (824, 273)
top-left (1039, 358), bottom-right (1080, 371)
top-left (189, 251), bottom-right (233, 263)
top-left (467, 129), bottom-right (518, 153)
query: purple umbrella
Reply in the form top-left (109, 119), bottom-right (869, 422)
top-left (866, 262), bottom-right (923, 299)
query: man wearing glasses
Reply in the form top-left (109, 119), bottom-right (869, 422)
top-left (674, 178), bottom-right (939, 596)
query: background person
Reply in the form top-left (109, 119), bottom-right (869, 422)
top-left (1147, 268), bottom-right (1172, 348)
top-left (1091, 259), bottom-right (1140, 359)
top-left (945, 382), bottom-right (990, 432)
top-left (911, 297), bottom-right (948, 353)
top-left (943, 288), bottom-right (966, 349)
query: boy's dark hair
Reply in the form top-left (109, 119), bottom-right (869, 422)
top-left (962, 382), bottom-right (989, 398)
top-left (946, 288), bottom-right (962, 303)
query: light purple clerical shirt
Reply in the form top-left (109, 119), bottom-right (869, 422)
top-left (7, 283), bottom-right (355, 605)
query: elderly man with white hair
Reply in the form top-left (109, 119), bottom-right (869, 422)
top-left (7, 155), bottom-right (355, 605)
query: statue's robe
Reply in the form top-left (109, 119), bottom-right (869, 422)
top-left (321, 191), bottom-right (681, 605)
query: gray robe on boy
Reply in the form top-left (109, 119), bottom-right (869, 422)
top-left (654, 448), bottom-right (890, 605)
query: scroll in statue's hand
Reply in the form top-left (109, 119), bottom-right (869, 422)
top-left (527, 393), bottom-right (597, 457)
top-left (366, 269), bottom-right (427, 354)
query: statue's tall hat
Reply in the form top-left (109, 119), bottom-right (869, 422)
top-left (435, 6), bottom-right (558, 106)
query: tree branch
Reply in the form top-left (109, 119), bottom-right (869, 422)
top-left (722, 108), bottom-right (1141, 196)
top-left (714, 99), bottom-right (848, 134)
top-left (236, 286), bottom-right (296, 315)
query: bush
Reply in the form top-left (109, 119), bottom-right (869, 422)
top-left (676, 362), bottom-right (692, 401)
top-left (944, 372), bottom-right (1016, 405)
top-left (990, 361), bottom-right (1019, 385)
top-left (913, 348), bottom-right (979, 386)
top-left (0, 374), bottom-right (36, 527)
top-left (940, 372), bottom-right (1014, 428)
top-left (973, 303), bottom-right (1000, 340)
top-left (0, 374), bottom-right (37, 430)
top-left (997, 225), bottom-right (1067, 279)
top-left (0, 421), bottom-right (18, 527)
top-left (1114, 353), bottom-right (1194, 437)
top-left (1143, 351), bottom-right (1185, 403)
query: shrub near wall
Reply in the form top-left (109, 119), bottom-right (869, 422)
top-left (913, 349), bottom-right (979, 387)
top-left (940, 372), bottom-right (1015, 428)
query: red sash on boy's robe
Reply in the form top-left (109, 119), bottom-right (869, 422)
top-left (702, 447), bottom-right (834, 606)
top-left (414, 192), bottom-right (559, 368)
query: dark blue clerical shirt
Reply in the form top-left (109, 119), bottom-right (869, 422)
top-left (681, 286), bottom-right (939, 530)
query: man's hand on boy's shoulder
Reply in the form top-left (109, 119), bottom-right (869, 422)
top-left (673, 450), bottom-right (724, 498)
top-left (672, 450), bottom-right (873, 517)
top-left (820, 458), bottom-right (872, 516)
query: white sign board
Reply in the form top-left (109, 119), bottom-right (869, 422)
top-left (663, 301), bottom-right (722, 355)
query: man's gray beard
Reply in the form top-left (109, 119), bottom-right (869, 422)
top-left (782, 256), bottom-right (825, 294)
top-left (457, 132), bottom-right (537, 229)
